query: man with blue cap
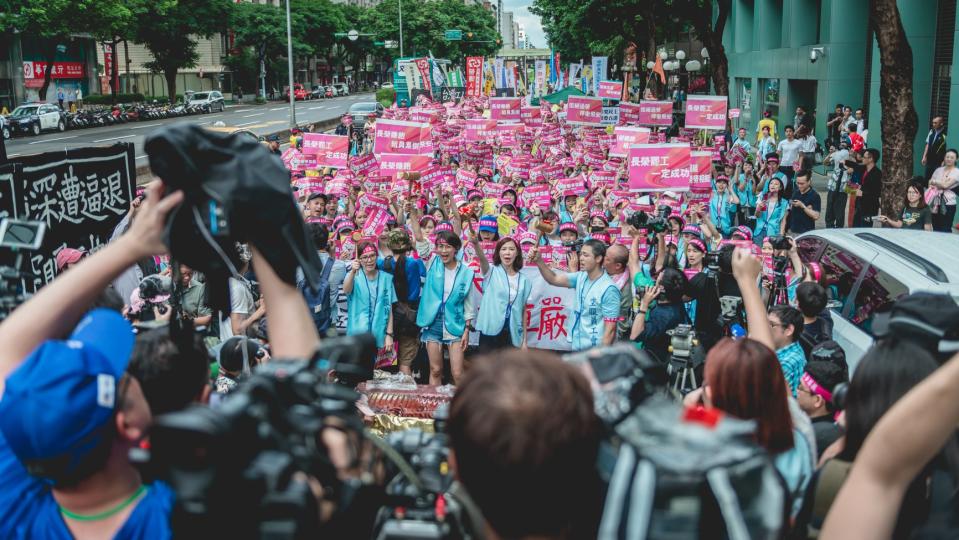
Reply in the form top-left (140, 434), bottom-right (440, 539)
top-left (0, 182), bottom-right (184, 539)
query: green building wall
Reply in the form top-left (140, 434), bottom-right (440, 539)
top-left (722, 0), bottom-right (954, 175)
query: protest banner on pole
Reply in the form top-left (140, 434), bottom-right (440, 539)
top-left (378, 153), bottom-right (430, 179)
top-left (638, 100), bottom-right (674, 126)
top-left (301, 133), bottom-right (349, 168)
top-left (463, 119), bottom-right (498, 142)
top-left (610, 126), bottom-right (651, 157)
top-left (685, 95), bottom-right (728, 130)
top-left (598, 80), bottom-right (623, 100)
top-left (566, 96), bottom-right (604, 126)
top-left (465, 57), bottom-right (484, 98)
top-left (628, 143), bottom-right (691, 191)
top-left (373, 119), bottom-right (430, 156)
top-left (619, 102), bottom-right (642, 125)
top-left (689, 150), bottom-right (714, 192)
top-left (490, 97), bottom-right (522, 122)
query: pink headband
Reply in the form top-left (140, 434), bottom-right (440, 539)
top-left (687, 238), bottom-right (707, 254)
top-left (801, 372), bottom-right (832, 402)
top-left (360, 244), bottom-right (377, 257)
top-left (807, 262), bottom-right (823, 283)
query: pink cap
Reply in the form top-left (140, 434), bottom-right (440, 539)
top-left (55, 248), bottom-right (84, 271)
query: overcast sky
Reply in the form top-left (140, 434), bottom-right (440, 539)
top-left (502, 0), bottom-right (546, 48)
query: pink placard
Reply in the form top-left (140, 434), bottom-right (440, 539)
top-left (638, 100), bottom-right (673, 126)
top-left (628, 143), bottom-right (692, 191)
top-left (685, 95), bottom-right (728, 130)
top-left (728, 108), bottom-right (741, 118)
top-left (464, 119), bottom-right (498, 142)
top-left (377, 153), bottom-right (430, 179)
top-left (361, 207), bottom-right (392, 238)
top-left (566, 96), bottom-right (604, 126)
top-left (521, 106), bottom-right (542, 127)
top-left (373, 119), bottom-right (429, 155)
top-left (490, 97), bottom-right (522, 121)
top-left (301, 133), bottom-right (349, 169)
top-left (689, 150), bottom-right (713, 191)
top-left (610, 126), bottom-right (651, 157)
top-left (598, 80), bottom-right (623, 100)
top-left (619, 102), bottom-right (642, 125)
top-left (350, 153), bottom-right (378, 175)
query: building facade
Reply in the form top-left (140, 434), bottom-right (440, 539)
top-left (500, 11), bottom-right (517, 48)
top-left (721, 0), bottom-right (959, 175)
top-left (0, 34), bottom-right (100, 111)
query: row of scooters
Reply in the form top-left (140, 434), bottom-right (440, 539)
top-left (66, 102), bottom-right (214, 129)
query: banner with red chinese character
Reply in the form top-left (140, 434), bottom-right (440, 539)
top-left (618, 102), bottom-right (642, 125)
top-left (377, 153), bottom-right (430, 179)
top-left (566, 96), bottom-right (604, 126)
top-left (628, 143), bottom-right (692, 191)
top-left (414, 57), bottom-right (432, 95)
top-left (301, 133), bottom-right (349, 168)
top-left (463, 119), bottom-right (498, 142)
top-left (465, 56), bottom-right (484, 98)
top-left (373, 119), bottom-right (429, 156)
top-left (598, 80), bottom-right (623, 100)
top-left (522, 268), bottom-right (575, 350)
top-left (689, 150), bottom-right (713, 191)
top-left (609, 126), bottom-right (651, 157)
top-left (638, 100), bottom-right (673, 126)
top-left (490, 97), bottom-right (522, 121)
top-left (684, 95), bottom-right (728, 130)
top-left (520, 106), bottom-right (542, 127)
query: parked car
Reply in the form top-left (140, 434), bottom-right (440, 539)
top-left (7, 103), bottom-right (67, 136)
top-left (380, 82), bottom-right (394, 90)
top-left (310, 85), bottom-right (325, 100)
top-left (348, 101), bottom-right (385, 128)
top-left (332, 83), bottom-right (349, 96)
top-left (283, 84), bottom-right (309, 101)
top-left (186, 90), bottom-right (225, 112)
top-left (796, 229), bottom-right (959, 372)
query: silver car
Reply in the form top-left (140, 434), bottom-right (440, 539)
top-left (187, 91), bottom-right (225, 112)
top-left (796, 229), bottom-right (959, 373)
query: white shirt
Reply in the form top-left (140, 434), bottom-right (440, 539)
top-left (442, 266), bottom-right (456, 302)
top-left (777, 138), bottom-right (803, 166)
top-left (507, 272), bottom-right (519, 303)
top-left (800, 135), bottom-right (817, 153)
top-left (219, 277), bottom-right (255, 341)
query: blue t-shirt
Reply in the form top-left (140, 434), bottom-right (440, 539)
top-left (0, 430), bottom-right (174, 539)
top-left (378, 255), bottom-right (427, 303)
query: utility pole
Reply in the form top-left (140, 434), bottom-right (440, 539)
top-left (398, 0), bottom-right (404, 57)
top-left (285, 0), bottom-right (296, 128)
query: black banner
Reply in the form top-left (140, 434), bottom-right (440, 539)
top-left (440, 86), bottom-right (465, 103)
top-left (493, 87), bottom-right (516, 97)
top-left (1, 144), bottom-right (136, 290)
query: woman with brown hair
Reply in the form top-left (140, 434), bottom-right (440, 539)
top-left (470, 235), bottom-right (532, 353)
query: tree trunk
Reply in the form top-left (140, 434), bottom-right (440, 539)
top-left (871, 0), bottom-right (918, 218)
top-left (38, 42), bottom-right (58, 101)
top-left (165, 67), bottom-right (178, 104)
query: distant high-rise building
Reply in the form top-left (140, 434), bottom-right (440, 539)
top-left (499, 11), bottom-right (515, 48)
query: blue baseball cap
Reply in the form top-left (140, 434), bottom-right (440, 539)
top-left (479, 215), bottom-right (498, 233)
top-left (0, 309), bottom-right (135, 481)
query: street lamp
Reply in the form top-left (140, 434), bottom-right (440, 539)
top-left (658, 50), bottom-right (668, 60)
top-left (398, 0), bottom-right (404, 57)
top-left (646, 61), bottom-right (655, 69)
top-left (285, 0), bottom-right (296, 128)
top-left (675, 50), bottom-right (686, 60)
top-left (685, 60), bottom-right (702, 72)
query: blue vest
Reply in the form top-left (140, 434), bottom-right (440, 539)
top-left (571, 271), bottom-right (619, 351)
top-left (476, 266), bottom-right (532, 346)
top-left (346, 271), bottom-right (396, 348)
top-left (416, 260), bottom-right (475, 338)
top-left (753, 198), bottom-right (789, 243)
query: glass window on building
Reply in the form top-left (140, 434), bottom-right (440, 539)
top-left (761, 78), bottom-right (780, 127)
top-left (738, 78), bottom-right (752, 130)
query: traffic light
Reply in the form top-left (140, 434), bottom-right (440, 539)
top-left (466, 32), bottom-right (474, 39)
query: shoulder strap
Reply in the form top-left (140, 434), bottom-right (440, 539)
top-left (811, 459), bottom-right (853, 527)
top-left (319, 257), bottom-right (334, 281)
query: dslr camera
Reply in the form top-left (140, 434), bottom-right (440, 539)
top-left (563, 239), bottom-right (585, 253)
top-left (626, 205), bottom-right (671, 234)
top-left (767, 235), bottom-right (793, 251)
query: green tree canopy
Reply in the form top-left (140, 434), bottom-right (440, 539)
top-left (363, 0), bottom-right (499, 62)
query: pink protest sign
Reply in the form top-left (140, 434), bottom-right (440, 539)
top-left (566, 96), bottom-right (604, 126)
top-left (689, 150), bottom-right (713, 191)
top-left (373, 119), bottom-right (429, 155)
top-left (361, 208), bottom-right (392, 238)
top-left (619, 102), bottom-right (642, 125)
top-left (520, 106), bottom-right (542, 127)
top-left (638, 101), bottom-right (673, 126)
top-left (490, 97), bottom-right (522, 121)
top-left (728, 108), bottom-right (741, 118)
top-left (463, 119), bottom-right (498, 142)
top-left (598, 81), bottom-right (623, 100)
top-left (350, 153), bottom-right (378, 175)
top-left (685, 95), bottom-right (728, 130)
top-left (610, 126), bottom-right (651, 157)
top-left (377, 153), bottom-right (430, 179)
top-left (627, 144), bottom-right (692, 191)
top-left (301, 133), bottom-right (349, 169)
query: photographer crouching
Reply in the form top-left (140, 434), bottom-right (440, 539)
top-left (629, 267), bottom-right (690, 363)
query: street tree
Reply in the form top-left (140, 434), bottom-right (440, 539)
top-left (363, 0), bottom-right (499, 62)
top-left (231, 2), bottom-right (310, 98)
top-left (4, 0), bottom-right (136, 100)
top-left (870, 0), bottom-right (918, 217)
top-left (132, 0), bottom-right (232, 103)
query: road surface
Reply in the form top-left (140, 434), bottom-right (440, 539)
top-left (4, 93), bottom-right (375, 166)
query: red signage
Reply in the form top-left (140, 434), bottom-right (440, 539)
top-left (23, 61), bottom-right (85, 80)
top-left (465, 56), bottom-right (484, 98)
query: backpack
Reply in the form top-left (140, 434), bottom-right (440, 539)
top-left (298, 258), bottom-right (335, 334)
top-left (600, 396), bottom-right (788, 540)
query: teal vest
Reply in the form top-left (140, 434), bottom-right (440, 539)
top-left (416, 260), bottom-right (475, 338)
top-left (476, 266), bottom-right (532, 346)
top-left (571, 271), bottom-right (619, 351)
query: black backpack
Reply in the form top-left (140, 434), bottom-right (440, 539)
top-left (600, 396), bottom-right (789, 539)
top-left (298, 258), bottom-right (335, 334)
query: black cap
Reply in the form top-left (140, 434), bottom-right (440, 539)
top-left (307, 191), bottom-right (328, 203)
top-left (872, 292), bottom-right (959, 354)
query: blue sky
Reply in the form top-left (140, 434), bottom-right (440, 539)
top-left (503, 0), bottom-right (546, 48)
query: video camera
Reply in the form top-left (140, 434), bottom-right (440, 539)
top-left (563, 239), bottom-right (585, 253)
top-left (626, 205), bottom-right (671, 235)
top-left (0, 219), bottom-right (46, 321)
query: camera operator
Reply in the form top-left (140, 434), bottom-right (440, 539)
top-left (684, 244), bottom-right (743, 351)
top-left (447, 349), bottom-right (604, 539)
top-left (630, 268), bottom-right (690, 362)
top-left (768, 305), bottom-right (806, 396)
top-left (0, 182), bottom-right (183, 539)
top-left (529, 239), bottom-right (621, 350)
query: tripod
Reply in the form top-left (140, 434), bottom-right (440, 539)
top-left (766, 257), bottom-right (791, 308)
top-left (667, 353), bottom-right (697, 395)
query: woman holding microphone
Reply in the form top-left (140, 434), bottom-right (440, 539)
top-left (343, 240), bottom-right (397, 356)
top-left (469, 233), bottom-right (532, 353)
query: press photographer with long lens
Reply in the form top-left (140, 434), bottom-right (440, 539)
top-left (684, 244), bottom-right (744, 350)
top-left (630, 267), bottom-right (690, 363)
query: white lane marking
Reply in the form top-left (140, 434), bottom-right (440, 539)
top-left (129, 123), bottom-right (162, 129)
top-left (242, 112), bottom-right (265, 118)
top-left (235, 121), bottom-right (259, 127)
top-left (93, 134), bottom-right (135, 142)
top-left (233, 109), bottom-right (253, 113)
top-left (270, 107), bottom-right (286, 111)
top-left (29, 135), bottom-right (77, 144)
top-left (308, 106), bottom-right (325, 110)
top-left (196, 121), bottom-right (211, 125)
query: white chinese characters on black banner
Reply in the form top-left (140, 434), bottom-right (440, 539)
top-left (1, 144), bottom-right (136, 291)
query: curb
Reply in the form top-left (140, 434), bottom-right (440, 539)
top-left (135, 116), bottom-right (343, 183)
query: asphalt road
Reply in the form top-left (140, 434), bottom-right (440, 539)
top-left (5, 92), bottom-right (376, 166)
